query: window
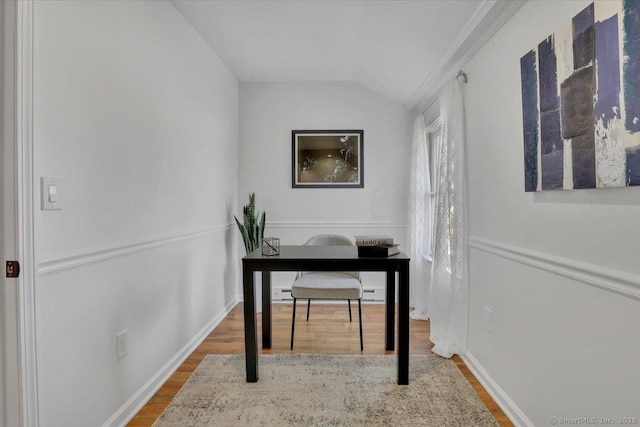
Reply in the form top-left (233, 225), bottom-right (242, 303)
top-left (422, 119), bottom-right (441, 260)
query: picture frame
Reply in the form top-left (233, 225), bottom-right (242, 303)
top-left (292, 130), bottom-right (364, 188)
top-left (519, 1), bottom-right (640, 191)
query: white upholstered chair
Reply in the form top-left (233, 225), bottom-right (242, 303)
top-left (290, 234), bottom-right (364, 351)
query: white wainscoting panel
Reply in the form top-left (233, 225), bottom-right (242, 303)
top-left (461, 352), bottom-right (533, 427)
top-left (102, 297), bottom-right (238, 427)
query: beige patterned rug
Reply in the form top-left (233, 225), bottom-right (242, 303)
top-left (153, 354), bottom-right (498, 427)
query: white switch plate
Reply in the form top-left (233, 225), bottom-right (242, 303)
top-left (41, 177), bottom-right (62, 210)
top-left (483, 307), bottom-right (493, 333)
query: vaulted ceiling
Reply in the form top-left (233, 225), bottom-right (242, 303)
top-left (172, 0), bottom-right (523, 110)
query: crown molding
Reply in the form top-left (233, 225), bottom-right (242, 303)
top-left (409, 0), bottom-right (526, 114)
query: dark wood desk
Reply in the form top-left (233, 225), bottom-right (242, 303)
top-left (242, 245), bottom-right (410, 385)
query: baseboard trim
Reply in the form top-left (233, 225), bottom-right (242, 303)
top-left (461, 351), bottom-right (533, 427)
top-left (267, 221), bottom-right (407, 229)
top-left (39, 223), bottom-right (234, 276)
top-left (469, 236), bottom-right (640, 301)
top-left (102, 297), bottom-right (239, 427)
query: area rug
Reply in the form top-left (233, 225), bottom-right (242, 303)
top-left (153, 354), bottom-right (498, 427)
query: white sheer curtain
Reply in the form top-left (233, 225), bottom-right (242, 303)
top-left (428, 76), bottom-right (469, 358)
top-left (408, 114), bottom-right (431, 320)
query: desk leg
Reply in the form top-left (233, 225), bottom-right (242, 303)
top-left (243, 267), bottom-right (258, 382)
top-left (398, 260), bottom-right (410, 385)
top-left (385, 270), bottom-right (395, 351)
top-left (262, 271), bottom-right (272, 349)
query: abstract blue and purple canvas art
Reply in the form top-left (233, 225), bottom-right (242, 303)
top-left (520, 1), bottom-right (640, 191)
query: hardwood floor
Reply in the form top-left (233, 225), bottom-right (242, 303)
top-left (128, 303), bottom-right (512, 426)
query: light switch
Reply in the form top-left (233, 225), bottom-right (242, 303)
top-left (41, 177), bottom-right (62, 210)
top-left (48, 185), bottom-right (59, 202)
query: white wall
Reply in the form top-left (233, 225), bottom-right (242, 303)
top-left (239, 82), bottom-right (411, 298)
top-left (463, 1), bottom-right (640, 425)
top-left (32, 1), bottom-right (238, 426)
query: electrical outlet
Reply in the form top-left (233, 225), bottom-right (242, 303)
top-left (483, 307), bottom-right (493, 333)
top-left (117, 329), bottom-right (129, 359)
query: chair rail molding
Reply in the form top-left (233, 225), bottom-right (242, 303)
top-left (267, 221), bottom-right (407, 229)
top-left (38, 223), bottom-right (234, 276)
top-left (469, 236), bottom-right (640, 301)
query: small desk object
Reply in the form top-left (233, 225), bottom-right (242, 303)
top-left (242, 245), bottom-right (410, 385)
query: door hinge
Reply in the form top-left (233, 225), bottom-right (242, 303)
top-left (6, 261), bottom-right (20, 278)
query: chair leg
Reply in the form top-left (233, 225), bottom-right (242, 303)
top-left (358, 299), bottom-right (363, 352)
top-left (348, 299), bottom-right (352, 322)
top-left (291, 298), bottom-right (297, 350)
top-left (306, 299), bottom-right (311, 321)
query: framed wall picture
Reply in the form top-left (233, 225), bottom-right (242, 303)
top-left (292, 130), bottom-right (364, 188)
top-left (520, 1), bottom-right (640, 191)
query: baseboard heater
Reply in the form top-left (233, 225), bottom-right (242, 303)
top-left (281, 289), bottom-right (374, 294)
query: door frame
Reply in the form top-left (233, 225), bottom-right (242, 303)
top-left (2, 1), bottom-right (39, 426)
top-left (1, 1), bottom-right (6, 422)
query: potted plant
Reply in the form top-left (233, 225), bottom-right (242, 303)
top-left (234, 193), bottom-right (266, 254)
